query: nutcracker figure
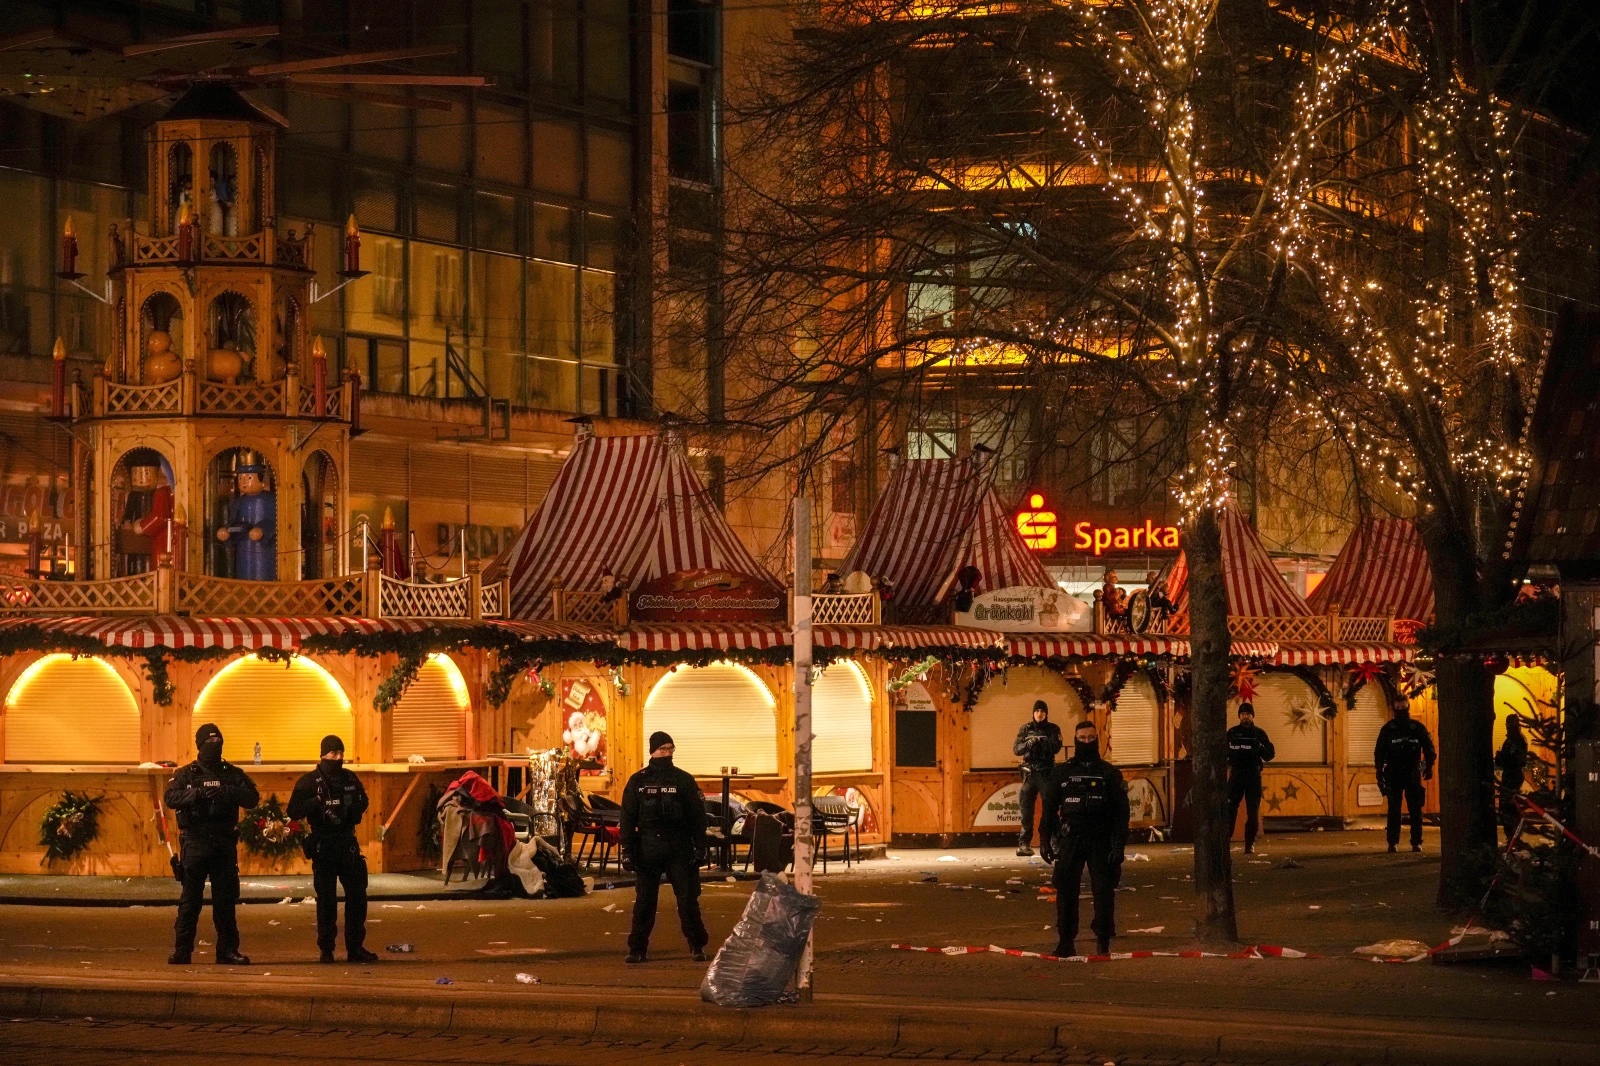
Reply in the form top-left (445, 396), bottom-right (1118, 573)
top-left (215, 453), bottom-right (277, 580)
top-left (118, 461), bottom-right (173, 575)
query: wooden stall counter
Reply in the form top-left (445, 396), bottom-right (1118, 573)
top-left (0, 761), bottom-right (490, 876)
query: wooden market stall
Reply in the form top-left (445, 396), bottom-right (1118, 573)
top-left (0, 88), bottom-right (627, 876)
top-left (1160, 507), bottom-right (1426, 831)
top-left (492, 428), bottom-right (940, 851)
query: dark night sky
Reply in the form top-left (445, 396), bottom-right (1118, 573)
top-left (1468, 0), bottom-right (1600, 140)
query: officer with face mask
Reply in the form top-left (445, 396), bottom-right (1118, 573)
top-left (1040, 720), bottom-right (1130, 958)
top-left (1225, 703), bottom-right (1276, 854)
top-left (288, 734), bottom-right (377, 963)
top-left (1374, 698), bottom-right (1436, 853)
top-left (164, 723), bottom-right (259, 965)
top-left (620, 731), bottom-right (710, 964)
top-left (1013, 700), bottom-right (1063, 857)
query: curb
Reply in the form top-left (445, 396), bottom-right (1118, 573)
top-left (0, 974), bottom-right (1594, 1065)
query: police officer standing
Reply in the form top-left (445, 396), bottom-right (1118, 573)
top-left (1013, 700), bottom-right (1063, 857)
top-left (620, 731), bottom-right (710, 964)
top-left (1040, 719), bottom-right (1130, 957)
top-left (1374, 698), bottom-right (1436, 853)
top-left (1225, 703), bottom-right (1276, 854)
top-left (288, 734), bottom-right (378, 964)
top-left (1494, 715), bottom-right (1530, 844)
top-left (165, 723), bottom-right (259, 965)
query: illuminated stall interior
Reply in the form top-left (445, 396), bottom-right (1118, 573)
top-left (3, 655), bottom-right (141, 763)
top-left (194, 655), bottom-right (353, 763)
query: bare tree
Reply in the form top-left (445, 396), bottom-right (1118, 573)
top-left (1279, 0), bottom-right (1600, 901)
top-left (691, 0), bottom-right (1426, 941)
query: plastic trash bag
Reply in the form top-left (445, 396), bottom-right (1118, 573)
top-left (701, 873), bottom-right (822, 1007)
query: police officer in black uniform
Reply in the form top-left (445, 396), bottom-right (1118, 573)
top-left (1014, 700), bottom-right (1064, 857)
top-left (165, 723), bottom-right (259, 965)
top-left (620, 731), bottom-right (710, 964)
top-left (288, 734), bottom-right (378, 964)
top-left (1494, 715), bottom-right (1530, 844)
top-left (1040, 719), bottom-right (1130, 957)
top-left (1225, 703), bottom-right (1276, 854)
top-left (1374, 697), bottom-right (1436, 853)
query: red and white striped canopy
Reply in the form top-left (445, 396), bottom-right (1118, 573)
top-left (1163, 506), bottom-right (1312, 625)
top-left (1273, 642), bottom-right (1417, 666)
top-left (620, 623), bottom-right (792, 653)
top-left (844, 458), bottom-right (1053, 609)
top-left (823, 625), bottom-right (1007, 652)
top-left (498, 433), bottom-right (778, 620)
top-left (1307, 518), bottom-right (1434, 624)
top-left (1008, 636), bottom-right (1280, 660)
top-left (0, 616), bottom-right (603, 652)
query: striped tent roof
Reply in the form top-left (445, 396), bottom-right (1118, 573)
top-left (1307, 518), bottom-right (1434, 624)
top-left (843, 458), bottom-right (1053, 609)
top-left (500, 433), bottom-right (777, 620)
top-left (1164, 506), bottom-right (1312, 623)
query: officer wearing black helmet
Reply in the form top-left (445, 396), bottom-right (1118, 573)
top-left (288, 734), bottom-right (378, 964)
top-left (1040, 719), bottom-right (1130, 958)
top-left (164, 723), bottom-right (259, 965)
top-left (1374, 697), bottom-right (1436, 853)
top-left (620, 731), bottom-right (710, 964)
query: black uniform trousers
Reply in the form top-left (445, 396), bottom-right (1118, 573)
top-left (1498, 771), bottom-right (1525, 842)
top-left (1226, 771), bottom-right (1264, 847)
top-left (628, 849), bottom-right (708, 956)
top-left (311, 836), bottom-right (369, 954)
top-left (173, 835), bottom-right (242, 958)
top-left (1052, 832), bottom-right (1117, 954)
top-left (1384, 773), bottom-right (1426, 847)
top-left (1017, 769), bottom-right (1050, 847)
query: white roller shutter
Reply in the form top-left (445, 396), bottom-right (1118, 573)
top-left (195, 655), bottom-right (353, 763)
top-left (812, 661), bottom-right (873, 773)
top-left (1239, 672), bottom-right (1326, 764)
top-left (643, 663), bottom-right (778, 776)
top-left (968, 666), bottom-right (1084, 771)
top-left (391, 654), bottom-right (469, 760)
top-left (1345, 684), bottom-right (1387, 766)
top-left (1109, 671), bottom-right (1160, 767)
top-left (4, 655), bottom-right (140, 764)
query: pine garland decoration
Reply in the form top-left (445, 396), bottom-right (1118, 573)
top-left (239, 795), bottom-right (309, 861)
top-left (38, 791), bottom-right (103, 864)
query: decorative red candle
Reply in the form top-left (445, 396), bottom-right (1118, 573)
top-left (171, 506), bottom-right (188, 571)
top-left (60, 216), bottom-right (78, 275)
top-left (310, 336), bottom-right (327, 416)
top-left (176, 197), bottom-right (194, 261)
top-left (343, 214), bottom-right (361, 274)
top-left (50, 337), bottom-right (66, 418)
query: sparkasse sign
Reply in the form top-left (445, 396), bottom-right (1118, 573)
top-left (1070, 519), bottom-right (1180, 556)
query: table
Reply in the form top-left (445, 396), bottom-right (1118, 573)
top-left (715, 771), bottom-right (757, 871)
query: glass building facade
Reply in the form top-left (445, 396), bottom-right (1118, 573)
top-left (0, 0), bottom-right (646, 417)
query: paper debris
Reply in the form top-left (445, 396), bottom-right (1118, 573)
top-left (1126, 853), bottom-right (1150, 862)
top-left (1126, 926), bottom-right (1165, 934)
top-left (1353, 940), bottom-right (1431, 958)
top-left (515, 973), bottom-right (539, 985)
top-left (278, 897), bottom-right (293, 905)
top-left (937, 855), bottom-right (961, 862)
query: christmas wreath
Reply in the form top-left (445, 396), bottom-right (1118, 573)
top-left (38, 790), bottom-right (103, 864)
top-left (239, 795), bottom-right (309, 861)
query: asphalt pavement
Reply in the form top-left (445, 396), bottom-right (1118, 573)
top-left (0, 830), bottom-right (1595, 1065)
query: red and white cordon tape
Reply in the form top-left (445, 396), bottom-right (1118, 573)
top-left (891, 943), bottom-right (1319, 963)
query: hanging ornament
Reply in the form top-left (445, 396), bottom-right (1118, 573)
top-left (1229, 662), bottom-right (1259, 702)
top-left (610, 667), bottom-right (630, 697)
